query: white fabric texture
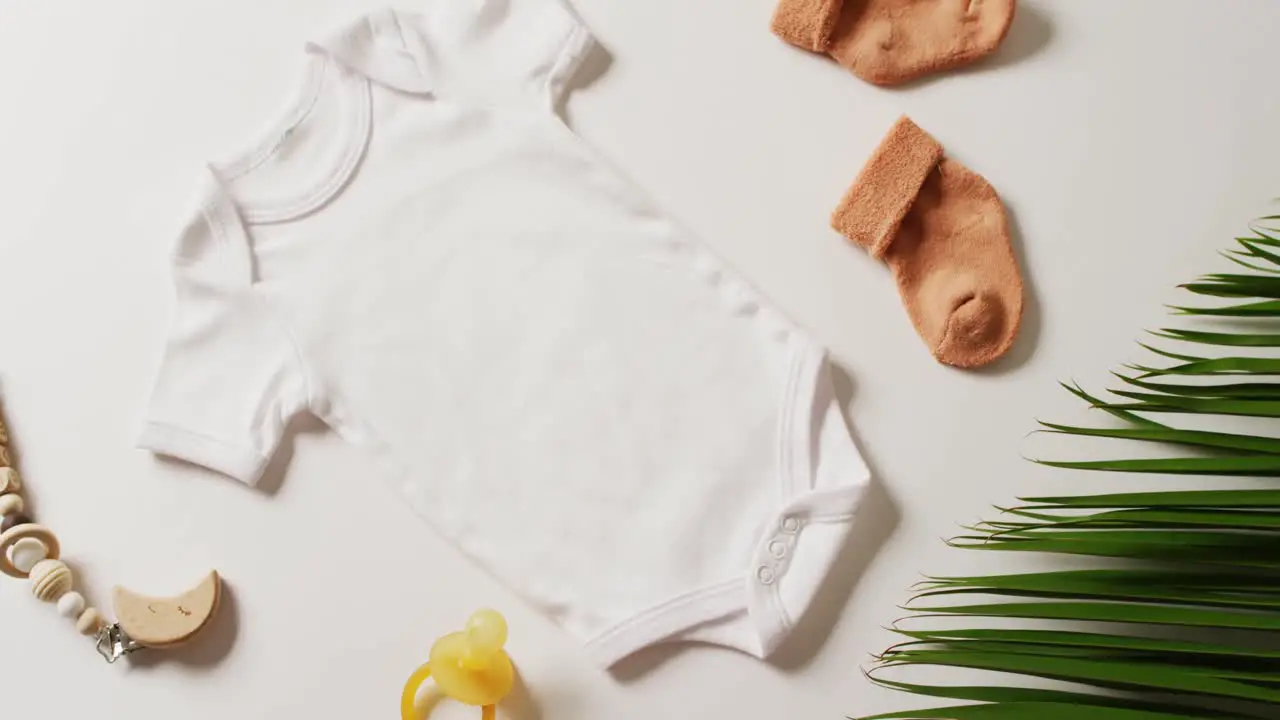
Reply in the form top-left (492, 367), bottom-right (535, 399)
top-left (137, 1), bottom-right (870, 666)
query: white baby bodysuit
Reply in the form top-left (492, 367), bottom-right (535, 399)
top-left (138, 1), bottom-right (870, 666)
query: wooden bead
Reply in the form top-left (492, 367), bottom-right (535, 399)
top-left (9, 536), bottom-right (47, 574)
top-left (0, 445), bottom-right (10, 468)
top-left (77, 607), bottom-right (106, 636)
top-left (0, 416), bottom-right (8, 444)
top-left (57, 591), bottom-right (86, 619)
top-left (0, 524), bottom-right (59, 578)
top-left (29, 559), bottom-right (72, 602)
top-left (0, 493), bottom-right (22, 517)
top-left (0, 467), bottom-right (19, 494)
top-left (1, 513), bottom-right (32, 534)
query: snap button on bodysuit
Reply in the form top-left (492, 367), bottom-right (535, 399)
top-left (781, 516), bottom-right (800, 533)
top-left (757, 566), bottom-right (776, 585)
top-left (768, 540), bottom-right (787, 559)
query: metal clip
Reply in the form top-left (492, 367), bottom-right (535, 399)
top-left (95, 623), bottom-right (143, 664)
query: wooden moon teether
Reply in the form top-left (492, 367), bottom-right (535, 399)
top-left (113, 571), bottom-right (221, 648)
top-left (0, 396), bottom-right (223, 662)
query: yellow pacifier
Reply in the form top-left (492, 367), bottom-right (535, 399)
top-left (401, 609), bottom-right (515, 720)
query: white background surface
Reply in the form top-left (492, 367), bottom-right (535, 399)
top-left (1, 1), bottom-right (1279, 718)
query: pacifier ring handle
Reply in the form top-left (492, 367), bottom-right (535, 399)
top-left (400, 663), bottom-right (496, 720)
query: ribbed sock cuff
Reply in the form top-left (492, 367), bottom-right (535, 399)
top-left (770, 0), bottom-right (844, 52)
top-left (831, 116), bottom-right (943, 258)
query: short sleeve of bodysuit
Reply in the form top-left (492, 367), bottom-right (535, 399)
top-left (138, 194), bottom-right (308, 484)
top-left (137, 0), bottom-right (871, 669)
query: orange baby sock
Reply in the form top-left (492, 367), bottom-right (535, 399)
top-left (771, 0), bottom-right (1017, 86)
top-left (832, 116), bottom-right (1023, 368)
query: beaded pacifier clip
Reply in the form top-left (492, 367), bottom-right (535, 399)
top-left (0, 399), bottom-right (222, 663)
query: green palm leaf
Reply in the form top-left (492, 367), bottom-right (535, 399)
top-left (864, 210), bottom-right (1280, 720)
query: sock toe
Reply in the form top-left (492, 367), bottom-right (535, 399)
top-left (933, 292), bottom-right (1015, 368)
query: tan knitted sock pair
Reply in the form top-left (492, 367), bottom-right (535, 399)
top-left (773, 1), bottom-right (1023, 368)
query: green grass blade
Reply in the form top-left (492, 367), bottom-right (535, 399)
top-left (1250, 225), bottom-right (1280, 244)
top-left (1235, 239), bottom-right (1280, 267)
top-left (1240, 233), bottom-right (1280, 248)
top-left (889, 627), bottom-right (1280, 662)
top-left (998, 507), bottom-right (1280, 532)
top-left (1183, 281), bottom-right (1280, 300)
top-left (959, 527), bottom-right (1275, 547)
top-left (1138, 357), bottom-right (1280, 377)
top-left (882, 647), bottom-right (1280, 688)
top-left (910, 601), bottom-right (1280, 634)
top-left (1020, 489), bottom-right (1280, 509)
top-left (1104, 389), bottom-right (1280, 417)
top-left (1201, 273), bottom-right (1280, 288)
top-left (1139, 343), bottom-right (1207, 363)
top-left (951, 535), bottom-right (1280, 567)
top-left (860, 702), bottom-right (1242, 720)
top-left (914, 570), bottom-right (1280, 610)
top-left (1222, 251), bottom-right (1280, 275)
top-left (1037, 455), bottom-right (1280, 476)
top-left (1061, 381), bottom-right (1170, 428)
top-left (1172, 300), bottom-right (1280, 317)
top-left (1153, 329), bottom-right (1280, 347)
top-left (952, 525), bottom-right (1280, 545)
top-left (884, 642), bottom-right (1280, 683)
top-left (1115, 375), bottom-right (1280, 399)
top-left (862, 678), bottom-right (1228, 718)
top-left (887, 639), bottom-right (1120, 659)
top-left (877, 650), bottom-right (1280, 705)
top-left (1038, 421), bottom-right (1280, 455)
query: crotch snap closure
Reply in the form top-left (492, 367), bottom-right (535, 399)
top-left (768, 540), bottom-right (787, 559)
